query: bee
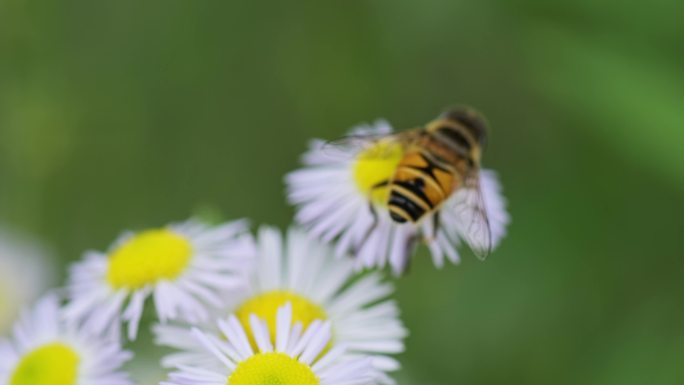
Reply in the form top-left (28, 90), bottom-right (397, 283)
top-left (342, 107), bottom-right (493, 259)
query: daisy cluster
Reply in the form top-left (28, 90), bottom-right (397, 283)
top-left (0, 115), bottom-right (509, 385)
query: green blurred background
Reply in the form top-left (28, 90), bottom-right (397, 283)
top-left (1, 0), bottom-right (683, 384)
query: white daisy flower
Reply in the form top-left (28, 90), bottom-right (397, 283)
top-left (65, 219), bottom-right (256, 340)
top-left (156, 226), bottom-right (406, 384)
top-left (285, 119), bottom-right (510, 275)
top-left (163, 303), bottom-right (378, 385)
top-left (0, 294), bottom-right (133, 385)
top-left (0, 226), bottom-right (56, 333)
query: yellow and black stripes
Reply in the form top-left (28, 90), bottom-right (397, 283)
top-left (429, 122), bottom-right (476, 164)
top-left (384, 107), bottom-right (486, 224)
top-left (387, 150), bottom-right (458, 224)
top-left (439, 107), bottom-right (488, 147)
top-left (388, 180), bottom-right (430, 223)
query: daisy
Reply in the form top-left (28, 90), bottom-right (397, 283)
top-left (163, 303), bottom-right (378, 385)
top-left (285, 119), bottom-right (510, 275)
top-left (0, 226), bottom-right (56, 333)
top-left (65, 219), bottom-right (256, 340)
top-left (0, 294), bottom-right (133, 385)
top-left (156, 226), bottom-right (406, 383)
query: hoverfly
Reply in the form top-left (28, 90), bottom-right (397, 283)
top-left (330, 107), bottom-right (494, 261)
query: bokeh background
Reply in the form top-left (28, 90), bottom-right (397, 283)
top-left (1, 1), bottom-right (683, 384)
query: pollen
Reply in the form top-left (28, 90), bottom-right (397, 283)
top-left (106, 229), bottom-right (193, 290)
top-left (10, 343), bottom-right (80, 385)
top-left (228, 352), bottom-right (319, 385)
top-left (235, 291), bottom-right (327, 345)
top-left (353, 140), bottom-right (403, 205)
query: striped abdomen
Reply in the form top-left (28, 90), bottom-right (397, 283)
top-left (387, 150), bottom-right (458, 223)
top-left (386, 107), bottom-right (487, 224)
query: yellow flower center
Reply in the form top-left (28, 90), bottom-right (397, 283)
top-left (228, 352), bottom-right (319, 385)
top-left (10, 343), bottom-right (80, 385)
top-left (235, 290), bottom-right (327, 346)
top-left (106, 229), bottom-right (193, 290)
top-left (352, 140), bottom-right (403, 205)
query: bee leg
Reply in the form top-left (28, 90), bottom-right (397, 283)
top-left (428, 211), bottom-right (441, 242)
top-left (353, 201), bottom-right (379, 256)
top-left (371, 179), bottom-right (389, 190)
top-left (399, 232), bottom-right (419, 275)
top-left (352, 180), bottom-right (389, 255)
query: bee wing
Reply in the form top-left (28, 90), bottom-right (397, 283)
top-left (314, 119), bottom-right (391, 156)
top-left (302, 134), bottom-right (378, 166)
top-left (322, 132), bottom-right (389, 151)
top-left (318, 131), bottom-right (408, 161)
top-left (450, 173), bottom-right (493, 260)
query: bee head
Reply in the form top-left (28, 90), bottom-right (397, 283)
top-left (440, 106), bottom-right (488, 147)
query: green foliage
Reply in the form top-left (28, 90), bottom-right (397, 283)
top-left (1, 1), bottom-right (682, 384)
